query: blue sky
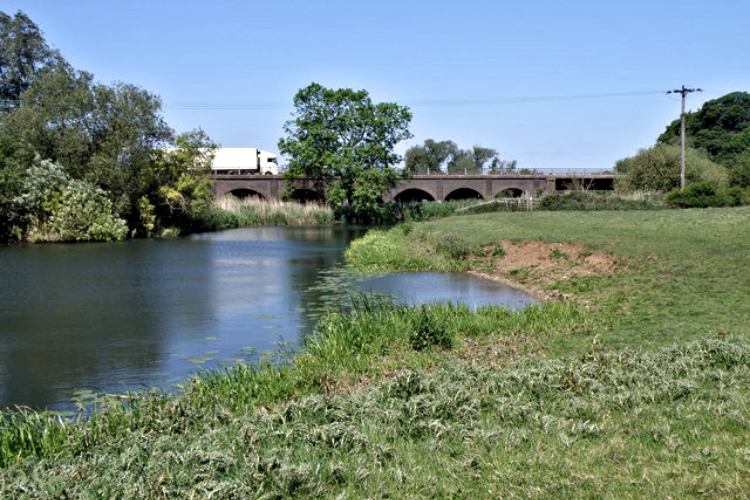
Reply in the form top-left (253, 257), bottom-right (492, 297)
top-left (5, 0), bottom-right (749, 170)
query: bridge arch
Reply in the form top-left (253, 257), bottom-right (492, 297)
top-left (392, 188), bottom-right (437, 203)
top-left (490, 185), bottom-right (529, 199)
top-left (444, 187), bottom-right (484, 201)
top-left (227, 188), bottom-right (267, 199)
top-left (495, 187), bottom-right (525, 198)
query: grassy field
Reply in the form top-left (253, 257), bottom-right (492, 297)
top-left (2, 207), bottom-right (750, 498)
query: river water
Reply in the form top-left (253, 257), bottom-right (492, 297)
top-left (0, 226), bottom-right (535, 412)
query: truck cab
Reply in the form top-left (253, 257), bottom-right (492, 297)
top-left (257, 149), bottom-right (279, 175)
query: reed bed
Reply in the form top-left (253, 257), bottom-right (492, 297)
top-left (212, 195), bottom-right (334, 227)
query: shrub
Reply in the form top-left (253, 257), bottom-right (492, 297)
top-left (615, 144), bottom-right (729, 192)
top-left (665, 183), bottom-right (730, 208)
top-left (435, 235), bottom-right (472, 260)
top-left (14, 158), bottom-right (127, 242)
top-left (409, 305), bottom-right (454, 350)
top-left (538, 191), bottom-right (665, 211)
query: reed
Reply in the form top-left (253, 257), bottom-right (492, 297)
top-left (212, 195), bottom-right (334, 227)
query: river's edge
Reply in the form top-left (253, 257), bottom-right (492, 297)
top-left (3, 208), bottom-right (750, 499)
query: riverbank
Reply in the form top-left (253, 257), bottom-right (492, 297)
top-left (2, 207), bottom-right (750, 498)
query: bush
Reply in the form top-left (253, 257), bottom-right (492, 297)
top-left (435, 235), bottom-right (473, 260)
top-left (409, 305), bottom-right (454, 350)
top-left (615, 144), bottom-right (729, 192)
top-left (539, 191), bottom-right (665, 211)
top-left (14, 158), bottom-right (127, 242)
top-left (722, 186), bottom-right (747, 207)
top-left (665, 183), bottom-right (730, 208)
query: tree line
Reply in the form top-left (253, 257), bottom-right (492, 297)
top-left (616, 91), bottom-right (750, 202)
top-left (0, 11), bottom-right (217, 243)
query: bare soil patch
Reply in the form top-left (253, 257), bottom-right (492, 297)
top-left (470, 240), bottom-right (622, 301)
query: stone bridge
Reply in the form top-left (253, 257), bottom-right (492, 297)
top-left (211, 173), bottom-right (617, 202)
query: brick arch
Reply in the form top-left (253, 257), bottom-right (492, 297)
top-left (444, 187), bottom-right (485, 201)
top-left (490, 184), bottom-right (530, 199)
top-left (215, 182), bottom-right (271, 199)
top-left (388, 186), bottom-right (438, 203)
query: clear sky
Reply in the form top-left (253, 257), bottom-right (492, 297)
top-left (4, 0), bottom-right (749, 170)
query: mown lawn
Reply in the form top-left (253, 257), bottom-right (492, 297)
top-left (2, 207), bottom-right (750, 499)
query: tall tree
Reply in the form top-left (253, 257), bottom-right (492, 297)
top-left (447, 145), bottom-right (498, 174)
top-left (658, 91), bottom-right (750, 165)
top-left (404, 139), bottom-right (457, 174)
top-left (0, 10), bottom-right (66, 111)
top-left (279, 82), bottom-right (412, 220)
top-left (0, 66), bottom-right (174, 227)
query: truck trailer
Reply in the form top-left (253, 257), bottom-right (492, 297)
top-left (210, 148), bottom-right (279, 175)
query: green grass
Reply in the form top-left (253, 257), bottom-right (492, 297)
top-left (348, 207), bottom-right (750, 351)
top-left (2, 207), bottom-right (750, 498)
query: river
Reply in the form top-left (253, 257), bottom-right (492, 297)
top-left (0, 226), bottom-right (536, 412)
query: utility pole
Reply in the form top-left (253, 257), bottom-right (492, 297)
top-left (667, 86), bottom-right (702, 189)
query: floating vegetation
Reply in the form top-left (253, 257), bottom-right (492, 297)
top-left (257, 314), bottom-right (285, 320)
top-left (204, 336), bottom-right (220, 341)
top-left (187, 357), bottom-right (214, 365)
top-left (205, 350), bottom-right (219, 355)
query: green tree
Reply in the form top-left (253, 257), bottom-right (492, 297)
top-left (447, 145), bottom-right (499, 174)
top-left (404, 139), bottom-right (457, 174)
top-left (0, 10), bottom-right (66, 111)
top-left (147, 130), bottom-right (217, 233)
top-left (615, 143), bottom-right (728, 192)
top-left (279, 82), bottom-right (412, 220)
top-left (0, 65), bottom-right (174, 228)
top-left (658, 91), bottom-right (750, 165)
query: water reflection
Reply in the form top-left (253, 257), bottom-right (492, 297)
top-left (0, 226), bottom-right (533, 411)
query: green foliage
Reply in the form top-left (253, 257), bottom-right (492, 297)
top-left (658, 91), bottom-right (750, 164)
top-left (404, 140), bottom-right (516, 175)
top-left (404, 139), bottom-right (457, 174)
top-left (435, 234), bottom-right (474, 260)
top-left (447, 145), bottom-right (500, 174)
top-left (279, 82), bottom-right (412, 222)
top-left (727, 152), bottom-right (750, 187)
top-left (0, 12), bottom-right (220, 240)
top-left (0, 10), bottom-right (66, 110)
top-left (409, 305), bottom-right (454, 350)
top-left (615, 143), bottom-right (728, 192)
top-left (396, 199), bottom-right (481, 222)
top-left (539, 191), bottom-right (666, 211)
top-left (664, 182), bottom-right (743, 208)
top-left (12, 157), bottom-right (127, 242)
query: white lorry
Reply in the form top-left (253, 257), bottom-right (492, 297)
top-left (210, 148), bottom-right (279, 175)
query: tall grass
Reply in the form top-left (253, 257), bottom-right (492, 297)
top-left (3, 334), bottom-right (750, 498)
top-left (211, 195), bottom-right (334, 227)
top-left (0, 298), bottom-right (590, 468)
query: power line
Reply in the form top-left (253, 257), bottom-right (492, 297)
top-left (163, 90), bottom-right (669, 110)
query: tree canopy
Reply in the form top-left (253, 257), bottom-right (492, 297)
top-left (404, 139), bottom-right (457, 174)
top-left (0, 11), bottom-right (66, 111)
top-left (658, 91), bottom-right (750, 165)
top-left (0, 10), bottom-right (217, 242)
top-left (278, 82), bottom-right (412, 220)
top-left (405, 140), bottom-right (516, 175)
